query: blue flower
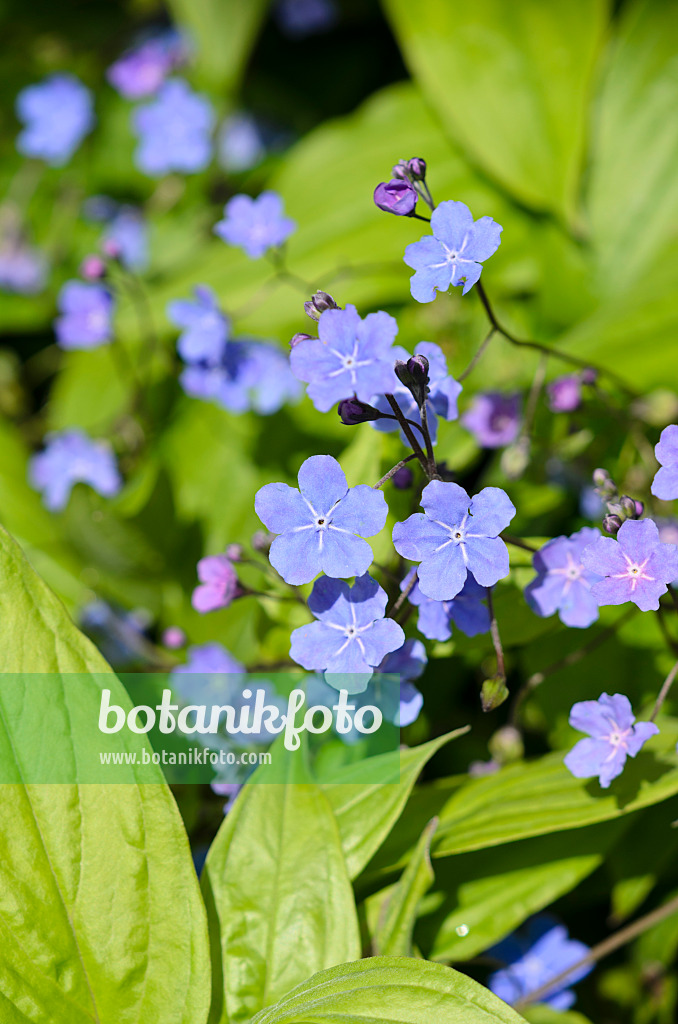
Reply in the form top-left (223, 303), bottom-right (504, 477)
top-left (525, 527), bottom-right (602, 629)
top-left (404, 200), bottom-right (502, 303)
top-left (393, 481), bottom-right (515, 601)
top-left (402, 569), bottom-right (490, 642)
top-left (102, 206), bottom-right (149, 271)
top-left (236, 341), bottom-right (303, 414)
top-left (214, 191), bottom-right (295, 259)
top-left (371, 341), bottom-right (462, 445)
top-left (564, 692), bottom-right (658, 789)
top-left (29, 429), bottom-right (122, 511)
top-left (489, 916), bottom-right (592, 1010)
top-left (651, 425), bottom-right (678, 501)
top-left (217, 112), bottom-right (266, 172)
top-left (378, 638), bottom-right (427, 726)
top-left (255, 454), bottom-right (387, 585)
top-left (290, 304), bottom-right (399, 413)
top-left (167, 285), bottom-right (229, 363)
top-left (16, 73), bottom-right (95, 166)
top-left (132, 78), bottom-right (214, 176)
top-left (461, 392), bottom-right (521, 449)
top-left (54, 281), bottom-right (114, 350)
top-left (581, 518), bottom-right (678, 612)
top-left (171, 642), bottom-right (243, 677)
top-left (290, 574), bottom-right (405, 690)
top-left (0, 238), bottom-right (48, 294)
top-left (107, 30), bottom-right (186, 99)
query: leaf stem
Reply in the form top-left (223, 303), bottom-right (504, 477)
top-left (486, 587), bottom-right (505, 680)
top-left (373, 453), bottom-right (417, 490)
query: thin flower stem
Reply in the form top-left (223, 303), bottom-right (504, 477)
top-left (502, 534), bottom-right (538, 554)
top-left (486, 588), bottom-right (506, 680)
top-left (521, 353), bottom-right (548, 441)
top-left (385, 393), bottom-right (429, 471)
top-left (418, 399), bottom-right (440, 480)
top-left (515, 892), bottom-right (678, 1010)
top-left (409, 212), bottom-right (431, 223)
top-left (656, 605), bottom-right (678, 658)
top-left (474, 280), bottom-right (635, 394)
top-left (458, 327), bottom-right (496, 382)
top-left (388, 571), bottom-right (417, 618)
top-left (509, 608), bottom-right (638, 724)
top-left (373, 453), bottom-right (417, 490)
top-left (649, 658), bottom-right (678, 722)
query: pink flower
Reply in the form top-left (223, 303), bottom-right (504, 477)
top-left (191, 554), bottom-right (239, 613)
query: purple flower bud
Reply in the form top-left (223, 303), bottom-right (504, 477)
top-left (290, 331), bottom-right (314, 348)
top-left (407, 157), bottom-right (426, 181)
top-left (304, 290), bottom-right (339, 321)
top-left (603, 513), bottom-right (623, 535)
top-left (546, 374), bottom-right (581, 413)
top-left (619, 495), bottom-right (641, 519)
top-left (80, 254), bottom-right (107, 280)
top-left (251, 530), bottom-right (272, 552)
top-left (593, 468), bottom-right (616, 499)
top-left (225, 543), bottom-right (243, 562)
top-left (338, 397), bottom-right (383, 425)
top-left (635, 500), bottom-right (644, 517)
top-left (392, 465), bottom-right (413, 490)
top-left (162, 626), bottom-right (186, 649)
top-left (581, 367), bottom-right (598, 386)
top-left (395, 354), bottom-right (430, 405)
top-left (373, 179), bottom-right (417, 216)
top-left (102, 238), bottom-right (121, 260)
top-left (392, 159), bottom-right (409, 180)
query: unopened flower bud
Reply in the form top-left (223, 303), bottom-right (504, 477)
top-left (102, 238), bottom-right (122, 260)
top-left (488, 725), bottom-right (524, 765)
top-left (304, 290), bottom-right (339, 321)
top-left (395, 354), bottom-right (430, 405)
top-left (603, 514), bottom-right (623, 535)
top-left (162, 626), bottom-right (186, 649)
top-left (593, 468), bottom-right (616, 499)
top-left (581, 367), bottom-right (598, 386)
top-left (338, 398), bottom-right (382, 425)
top-left (374, 179), bottom-right (417, 216)
top-left (391, 159), bottom-right (409, 180)
top-left (407, 157), bottom-right (427, 180)
top-left (619, 495), bottom-right (640, 519)
top-left (80, 254), bottom-right (107, 280)
top-left (392, 465), bottom-right (413, 490)
top-left (481, 675), bottom-right (509, 712)
top-left (635, 500), bottom-right (644, 517)
top-left (500, 437), bottom-right (530, 480)
top-left (251, 530), bottom-right (272, 552)
top-left (290, 332), bottom-right (314, 348)
top-left (226, 543), bottom-right (243, 562)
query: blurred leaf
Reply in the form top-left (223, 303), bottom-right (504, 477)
top-left (608, 805), bottom-right (678, 921)
top-left (523, 1007), bottom-right (593, 1024)
top-left (0, 525), bottom-right (210, 1024)
top-left (250, 957), bottom-right (529, 1024)
top-left (382, 0), bottom-right (608, 219)
top-left (323, 728), bottom-right (468, 879)
top-left (587, 0), bottom-right (678, 291)
top-left (372, 817), bottom-right (438, 956)
top-left (167, 0), bottom-right (271, 94)
top-left (201, 746), bottom-right (360, 1024)
top-left (635, 888), bottom-right (678, 969)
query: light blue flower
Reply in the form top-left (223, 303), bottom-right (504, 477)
top-left (564, 692), bottom-right (658, 789)
top-left (525, 527), bottom-right (602, 628)
top-left (29, 429), bottom-right (121, 511)
top-left (214, 191), bottom-right (295, 259)
top-left (132, 78), bottom-right (214, 176)
top-left (652, 424), bottom-right (678, 501)
top-left (16, 73), bottom-right (94, 166)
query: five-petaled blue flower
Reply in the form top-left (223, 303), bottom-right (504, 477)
top-left (255, 454), bottom-right (387, 585)
top-left (290, 304), bottom-right (399, 413)
top-left (581, 518), bottom-right (678, 612)
top-left (214, 191), bottom-right (295, 259)
top-left (16, 73), bottom-right (95, 166)
top-left (564, 692), bottom-right (658, 789)
top-left (371, 341), bottom-right (462, 445)
top-left (489, 915), bottom-right (592, 1010)
top-left (167, 285), bottom-right (229, 363)
top-left (54, 281), bottom-right (114, 350)
top-left (290, 573), bottom-right (405, 691)
top-left (393, 481), bottom-right (515, 601)
top-left (132, 78), bottom-right (214, 176)
top-left (29, 429), bottom-right (122, 511)
top-left (404, 200), bottom-right (502, 303)
top-left (651, 424), bottom-right (678, 501)
top-left (525, 527), bottom-right (602, 629)
top-left (402, 569), bottom-right (490, 642)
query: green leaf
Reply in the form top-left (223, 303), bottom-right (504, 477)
top-left (433, 721), bottom-right (678, 857)
top-left (250, 956), bottom-right (528, 1024)
top-left (587, 0), bottom-right (678, 291)
top-left (373, 817), bottom-right (438, 956)
top-left (523, 1007), bottom-right (593, 1024)
top-left (0, 525), bottom-right (210, 1024)
top-left (323, 728), bottom-right (469, 879)
top-left (422, 822), bottom-right (625, 962)
top-left (381, 0), bottom-right (608, 218)
top-left (201, 747), bottom-right (360, 1024)
top-left (166, 0), bottom-right (270, 93)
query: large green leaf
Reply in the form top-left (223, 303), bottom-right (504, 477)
top-left (587, 0), bottom-right (678, 291)
top-left (201, 747), bottom-right (360, 1024)
top-left (382, 0), bottom-right (608, 219)
top-left (323, 728), bottom-right (468, 879)
top-left (0, 525), bottom-right (210, 1023)
top-left (433, 721), bottom-right (678, 857)
top-left (250, 957), bottom-right (528, 1024)
top-left (167, 0), bottom-right (271, 93)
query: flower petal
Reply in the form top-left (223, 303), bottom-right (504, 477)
top-left (297, 454), bottom-right (347, 513)
top-left (465, 536), bottom-right (510, 588)
top-left (255, 481), bottom-right (308, 533)
top-left (393, 513), bottom-right (451, 561)
top-left (469, 486), bottom-right (516, 536)
top-left (268, 529), bottom-right (321, 585)
top-left (331, 484), bottom-right (388, 536)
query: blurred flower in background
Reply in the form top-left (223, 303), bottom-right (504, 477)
top-left (274, 0), bottom-right (338, 39)
top-left (462, 392), bottom-right (522, 448)
top-left (107, 29), bottom-right (187, 100)
top-left (54, 280), bottom-right (114, 350)
top-left (217, 112), bottom-right (267, 173)
top-left (132, 79), bottom-right (214, 176)
top-left (29, 429), bottom-right (122, 510)
top-left (15, 73), bottom-right (95, 165)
